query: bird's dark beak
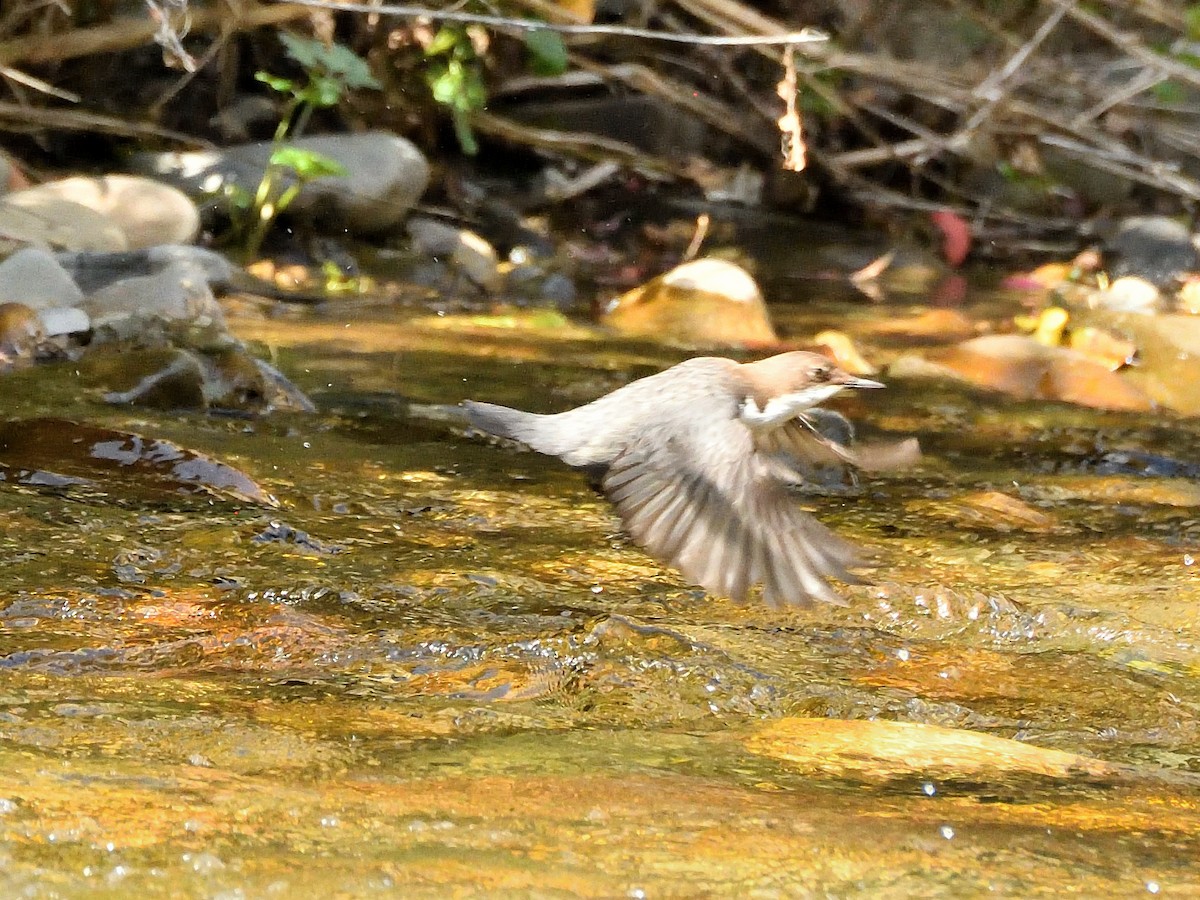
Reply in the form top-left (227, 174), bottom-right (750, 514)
top-left (838, 375), bottom-right (885, 389)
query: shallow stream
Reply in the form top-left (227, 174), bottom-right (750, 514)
top-left (0, 233), bottom-right (1197, 896)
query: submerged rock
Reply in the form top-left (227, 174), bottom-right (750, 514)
top-left (1091, 311), bottom-right (1200, 416)
top-left (0, 241), bottom-right (311, 416)
top-left (82, 344), bottom-right (316, 415)
top-left (0, 418), bottom-right (277, 506)
top-left (746, 717), bottom-right (1122, 782)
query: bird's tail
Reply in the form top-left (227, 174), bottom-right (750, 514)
top-left (464, 401), bottom-right (548, 448)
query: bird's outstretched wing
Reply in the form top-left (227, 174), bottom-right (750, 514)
top-left (753, 416), bottom-right (922, 474)
top-left (600, 420), bottom-right (867, 607)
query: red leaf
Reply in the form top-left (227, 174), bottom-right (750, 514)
top-left (930, 209), bottom-right (971, 267)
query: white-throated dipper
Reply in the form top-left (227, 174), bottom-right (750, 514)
top-left (465, 351), bottom-right (918, 607)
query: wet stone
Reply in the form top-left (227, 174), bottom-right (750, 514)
top-left (133, 131), bottom-right (431, 234)
top-left (0, 418), bottom-right (277, 506)
top-left (603, 257), bottom-right (778, 347)
top-left (0, 194), bottom-right (127, 251)
top-left (83, 263), bottom-right (225, 331)
top-left (0, 247), bottom-right (84, 310)
top-left (9, 175), bottom-right (199, 249)
top-left (1107, 215), bottom-right (1199, 287)
top-left (252, 522), bottom-right (345, 556)
top-left (55, 245), bottom-right (235, 296)
top-left (0, 303), bottom-right (44, 358)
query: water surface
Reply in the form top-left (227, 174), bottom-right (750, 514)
top-left (0, 249), bottom-right (1197, 896)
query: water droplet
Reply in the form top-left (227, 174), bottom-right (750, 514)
top-left (940, 825), bottom-right (955, 840)
top-left (922, 782), bottom-right (936, 796)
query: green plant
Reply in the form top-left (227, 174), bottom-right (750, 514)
top-left (423, 26), bottom-right (488, 155)
top-left (222, 34), bottom-right (380, 259)
top-left (423, 24), bottom-right (567, 155)
top-left (319, 259), bottom-right (371, 294)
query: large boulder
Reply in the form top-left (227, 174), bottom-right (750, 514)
top-left (132, 131), bottom-right (430, 235)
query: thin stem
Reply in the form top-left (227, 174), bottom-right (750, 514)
top-left (267, 0), bottom-right (826, 47)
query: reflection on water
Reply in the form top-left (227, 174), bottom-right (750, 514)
top-left (0, 264), bottom-right (1197, 895)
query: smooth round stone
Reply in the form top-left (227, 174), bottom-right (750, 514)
top-left (8, 175), bottom-right (200, 249)
top-left (603, 257), bottom-right (777, 347)
top-left (0, 195), bottom-right (127, 252)
top-left (132, 131), bottom-right (430, 235)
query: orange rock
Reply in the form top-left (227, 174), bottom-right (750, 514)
top-left (866, 307), bottom-right (976, 342)
top-left (1028, 262), bottom-right (1074, 287)
top-left (1066, 326), bottom-right (1136, 370)
top-left (893, 334), bottom-right (1153, 412)
top-left (1041, 353), bottom-right (1150, 411)
top-left (812, 329), bottom-right (877, 375)
top-left (956, 490), bottom-right (1066, 533)
top-left (1098, 312), bottom-right (1200, 415)
top-left (746, 717), bottom-right (1119, 781)
top-left (603, 257), bottom-right (777, 348)
top-left (1179, 276), bottom-right (1200, 314)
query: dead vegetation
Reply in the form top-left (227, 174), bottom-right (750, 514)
top-left (2, 1), bottom-right (1200, 251)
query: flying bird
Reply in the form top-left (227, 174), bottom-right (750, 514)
top-left (465, 351), bottom-right (918, 607)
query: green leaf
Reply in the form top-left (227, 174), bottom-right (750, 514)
top-left (255, 72), bottom-right (295, 95)
top-left (428, 62), bottom-right (463, 106)
top-left (426, 26), bottom-right (462, 58)
top-left (524, 28), bottom-right (568, 76)
top-left (279, 33), bottom-right (380, 91)
top-left (269, 147), bottom-right (347, 179)
top-left (1187, 5), bottom-right (1200, 40)
top-left (307, 75), bottom-right (345, 108)
top-left (461, 74), bottom-right (487, 112)
top-left (1153, 79), bottom-right (1187, 105)
top-left (320, 42), bottom-right (380, 89)
top-left (220, 182), bottom-right (252, 211)
top-left (452, 108), bottom-right (478, 156)
top-left (280, 33), bottom-right (322, 70)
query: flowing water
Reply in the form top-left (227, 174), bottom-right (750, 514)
top-left (0, 239), bottom-right (1198, 896)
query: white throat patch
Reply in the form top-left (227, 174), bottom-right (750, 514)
top-left (738, 384), bottom-right (846, 430)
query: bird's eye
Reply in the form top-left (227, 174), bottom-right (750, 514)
top-left (810, 365), bottom-right (831, 382)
